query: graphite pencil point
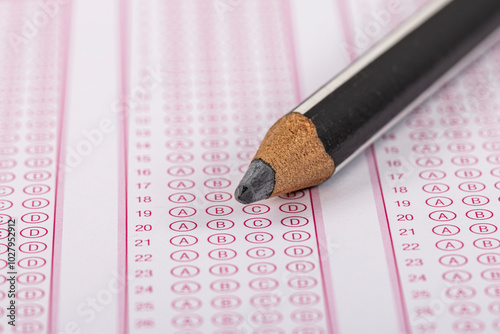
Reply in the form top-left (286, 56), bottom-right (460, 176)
top-left (234, 159), bottom-right (275, 204)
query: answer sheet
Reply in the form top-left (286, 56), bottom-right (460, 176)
top-left (2, 0), bottom-right (500, 333)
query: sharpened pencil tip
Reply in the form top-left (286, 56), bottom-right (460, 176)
top-left (235, 159), bottom-right (275, 204)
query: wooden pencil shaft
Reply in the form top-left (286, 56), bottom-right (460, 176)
top-left (297, 0), bottom-right (500, 166)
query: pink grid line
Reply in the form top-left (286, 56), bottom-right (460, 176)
top-left (367, 147), bottom-right (411, 333)
top-left (282, 1), bottom-right (341, 332)
top-left (333, 0), bottom-right (410, 332)
top-left (48, 4), bottom-right (73, 333)
top-left (309, 188), bottom-right (340, 334)
top-left (282, 1), bottom-right (303, 103)
top-left (117, 0), bottom-right (130, 332)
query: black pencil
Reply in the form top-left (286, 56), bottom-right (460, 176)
top-left (234, 0), bottom-right (500, 204)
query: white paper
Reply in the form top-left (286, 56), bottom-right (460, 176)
top-left (2, 0), bottom-right (500, 333)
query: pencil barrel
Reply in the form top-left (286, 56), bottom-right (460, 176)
top-left (304, 0), bottom-right (500, 165)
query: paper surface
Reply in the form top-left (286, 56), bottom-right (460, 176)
top-left (2, 0), bottom-right (500, 333)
